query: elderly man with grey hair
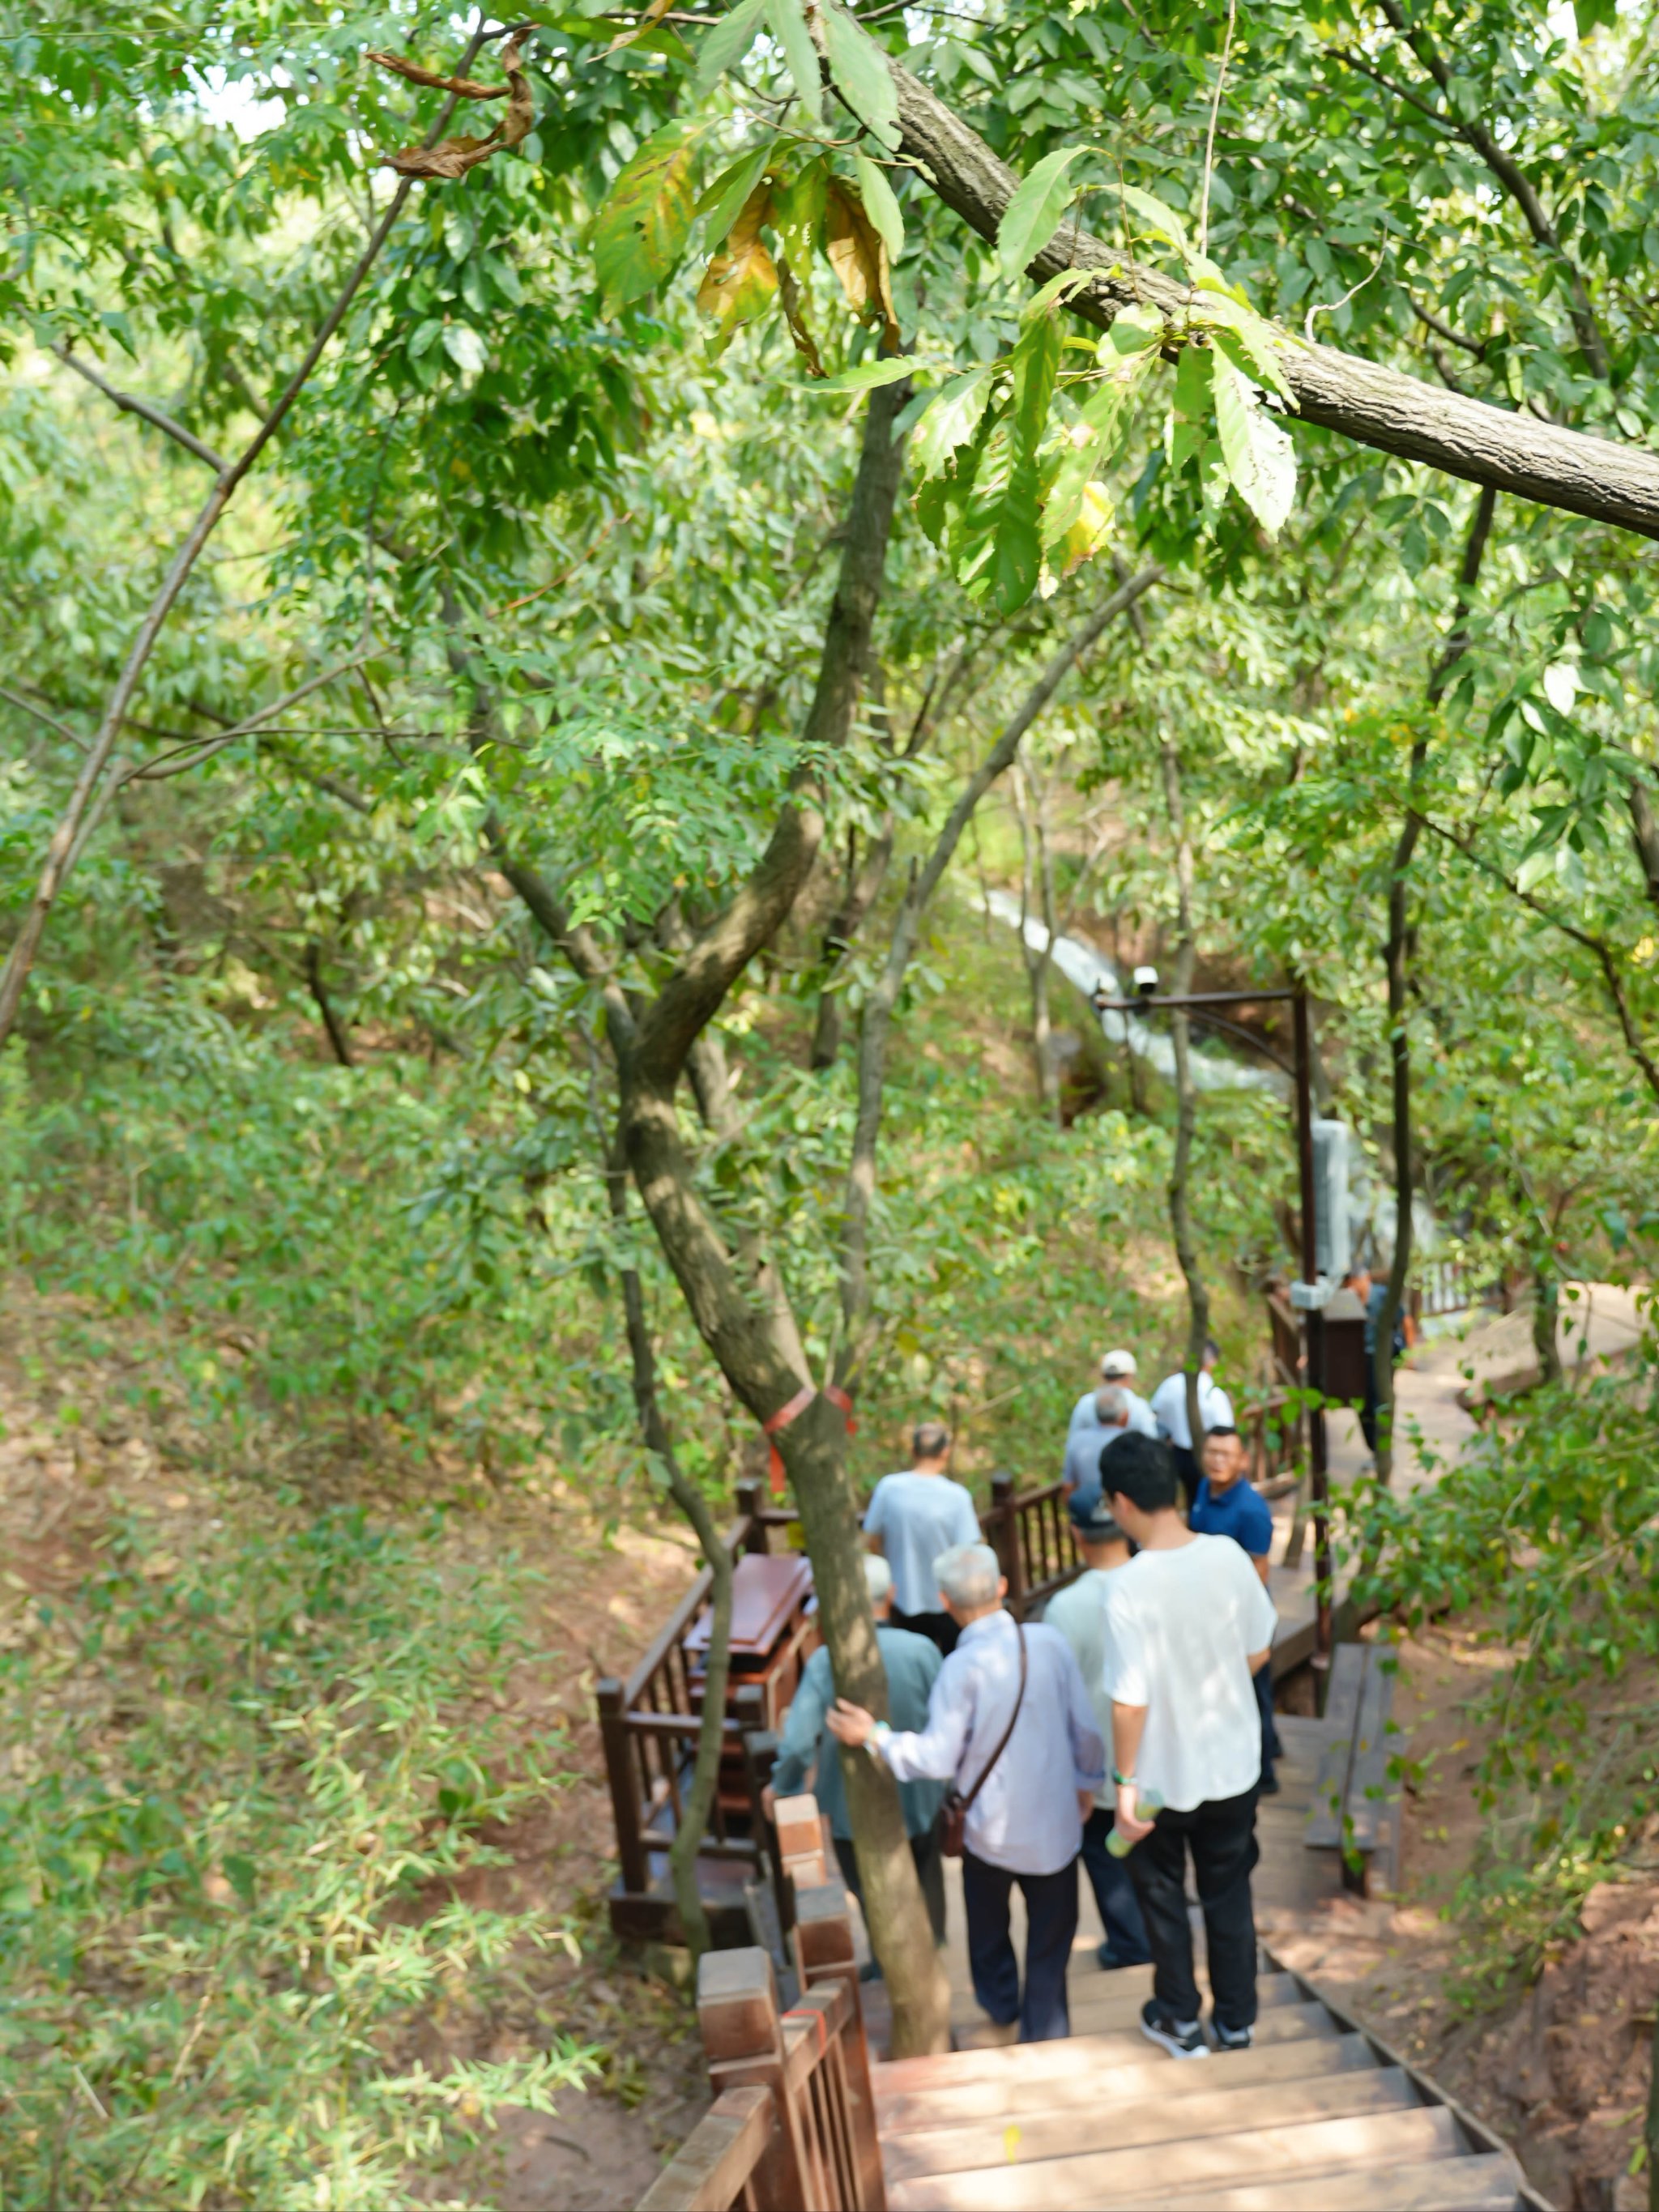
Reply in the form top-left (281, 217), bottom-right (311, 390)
top-left (767, 1554), bottom-right (948, 1954)
top-left (829, 1541), bottom-right (1105, 2044)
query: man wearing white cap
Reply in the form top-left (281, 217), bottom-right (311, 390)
top-left (1068, 1350), bottom-right (1158, 1451)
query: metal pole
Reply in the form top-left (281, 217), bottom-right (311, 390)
top-left (1292, 990), bottom-right (1333, 1702)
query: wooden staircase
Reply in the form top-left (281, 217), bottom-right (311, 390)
top-left (637, 1792), bottom-right (1548, 2212)
top-left (874, 1956), bottom-right (1538, 2210)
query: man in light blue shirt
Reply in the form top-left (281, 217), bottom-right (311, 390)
top-left (829, 1542), bottom-right (1105, 2044)
top-left (862, 1421), bottom-right (981, 1656)
top-left (768, 1555), bottom-right (948, 1949)
top-left (1068, 1349), bottom-right (1158, 1447)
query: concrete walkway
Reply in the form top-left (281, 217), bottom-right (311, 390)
top-left (1269, 1281), bottom-right (1644, 1643)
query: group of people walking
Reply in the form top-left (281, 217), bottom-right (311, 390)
top-left (773, 1349), bottom-right (1284, 2059)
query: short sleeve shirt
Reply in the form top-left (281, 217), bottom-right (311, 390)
top-left (1189, 1477), bottom-right (1274, 1559)
top-left (863, 1472), bottom-right (982, 1616)
top-left (1102, 1536), bottom-right (1279, 1809)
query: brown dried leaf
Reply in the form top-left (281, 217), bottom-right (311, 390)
top-left (696, 185), bottom-right (779, 339)
top-left (606, 0), bottom-right (676, 55)
top-left (375, 36), bottom-right (532, 181)
top-left (365, 49), bottom-right (509, 100)
top-left (824, 180), bottom-right (898, 349)
top-left (775, 250), bottom-right (825, 379)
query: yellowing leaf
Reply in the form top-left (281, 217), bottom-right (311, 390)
top-left (697, 185), bottom-right (779, 339)
top-left (1056, 481), bottom-right (1115, 573)
top-left (825, 181), bottom-right (898, 348)
top-left (595, 121), bottom-right (700, 316)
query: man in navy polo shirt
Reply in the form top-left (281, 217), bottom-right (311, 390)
top-left (1188, 1426), bottom-right (1282, 1795)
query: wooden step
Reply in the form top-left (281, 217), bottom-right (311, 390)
top-left (876, 2031), bottom-right (1378, 2134)
top-left (881, 2065), bottom-right (1417, 2183)
top-left (1155, 2151), bottom-right (1524, 2210)
top-left (885, 2102), bottom-right (1460, 2210)
top-left (876, 2001), bottom-right (1340, 2099)
top-left (1065, 1971), bottom-right (1305, 2035)
top-left (949, 1968), bottom-right (1304, 2036)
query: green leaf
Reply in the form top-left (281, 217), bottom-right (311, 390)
top-left (852, 151), bottom-right (904, 266)
top-left (694, 0), bottom-right (768, 91)
top-left (442, 324), bottom-right (487, 376)
top-left (1043, 347), bottom-right (1157, 546)
top-left (822, 4), bottom-right (901, 151)
top-left (594, 121), bottom-right (700, 314)
top-left (813, 355), bottom-right (916, 391)
top-left (911, 367), bottom-right (994, 478)
top-left (1010, 308), bottom-right (1062, 469)
top-left (1211, 350), bottom-right (1297, 535)
top-left (1104, 303), bottom-right (1165, 356)
top-left (766, 0), bottom-right (823, 124)
top-left (697, 143), bottom-right (773, 247)
top-left (997, 145), bottom-right (1096, 281)
top-left (1196, 293), bottom-right (1295, 403)
top-left (1117, 182), bottom-right (1189, 251)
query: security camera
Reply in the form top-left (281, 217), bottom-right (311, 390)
top-left (1133, 965), bottom-right (1160, 999)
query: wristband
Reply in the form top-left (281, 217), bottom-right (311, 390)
top-left (868, 1721), bottom-right (893, 1758)
top-left (1111, 1768), bottom-right (1137, 1788)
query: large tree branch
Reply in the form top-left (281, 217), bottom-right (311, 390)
top-left (881, 59), bottom-right (1659, 535)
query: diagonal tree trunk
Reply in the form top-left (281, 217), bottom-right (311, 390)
top-left (1013, 755), bottom-right (1063, 1125)
top-left (1158, 738), bottom-right (1212, 1451)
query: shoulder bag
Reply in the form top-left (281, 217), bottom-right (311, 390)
top-left (937, 1617), bottom-right (1027, 1859)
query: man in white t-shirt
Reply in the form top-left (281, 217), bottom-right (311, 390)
top-left (863, 1421), bottom-right (981, 1656)
top-left (1149, 1341), bottom-right (1235, 1509)
top-left (1099, 1431), bottom-right (1277, 2060)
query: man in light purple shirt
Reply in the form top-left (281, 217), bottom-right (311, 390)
top-left (829, 1542), bottom-right (1105, 2045)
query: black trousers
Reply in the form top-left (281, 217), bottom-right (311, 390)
top-left (834, 1828), bottom-right (948, 1948)
top-left (962, 1848), bottom-right (1079, 2042)
top-left (889, 1605), bottom-right (958, 1657)
top-left (1127, 1786), bottom-right (1260, 2034)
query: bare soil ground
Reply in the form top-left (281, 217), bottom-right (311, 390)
top-left (1269, 1622), bottom-right (1659, 2212)
top-left (0, 1279), bottom-right (711, 2210)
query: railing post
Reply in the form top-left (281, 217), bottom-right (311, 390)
top-left (987, 1471), bottom-right (1026, 1613)
top-left (597, 1677), bottom-right (650, 1903)
top-left (735, 1479), bottom-right (769, 1554)
top-left (698, 1947), bottom-right (812, 2208)
top-left (795, 1882), bottom-right (886, 2211)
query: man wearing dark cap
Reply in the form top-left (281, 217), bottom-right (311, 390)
top-left (1042, 1487), bottom-right (1152, 1971)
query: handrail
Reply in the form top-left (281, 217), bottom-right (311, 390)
top-left (638, 1806), bottom-right (885, 2211)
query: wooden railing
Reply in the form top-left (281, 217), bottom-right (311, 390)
top-left (597, 1481), bottom-right (803, 1946)
top-left (980, 1468), bottom-right (1078, 1615)
top-left (638, 1798), bottom-right (885, 2212)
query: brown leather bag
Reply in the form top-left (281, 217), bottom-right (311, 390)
top-left (937, 1618), bottom-right (1028, 1859)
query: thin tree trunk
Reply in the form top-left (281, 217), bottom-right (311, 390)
top-left (304, 942), bottom-right (355, 1068)
top-left (1529, 1251), bottom-right (1563, 1387)
top-left (810, 820), bottom-right (894, 1071)
top-left (602, 1135), bottom-right (731, 1962)
top-left (1373, 484), bottom-right (1497, 1480)
top-left (1158, 738), bottom-right (1211, 1447)
top-left (1013, 758), bottom-right (1061, 1124)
